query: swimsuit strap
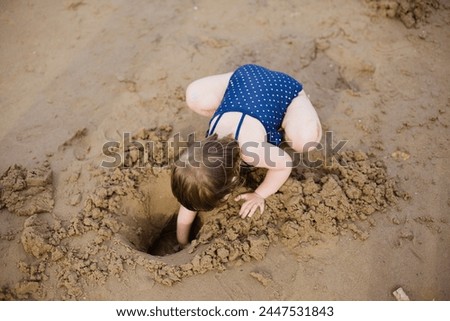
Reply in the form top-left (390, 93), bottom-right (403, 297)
top-left (235, 114), bottom-right (246, 140)
top-left (208, 113), bottom-right (224, 136)
top-left (208, 112), bottom-right (246, 140)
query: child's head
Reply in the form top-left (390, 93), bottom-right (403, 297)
top-left (171, 134), bottom-right (241, 211)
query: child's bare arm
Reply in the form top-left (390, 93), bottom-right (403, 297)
top-left (235, 167), bottom-right (291, 218)
top-left (176, 205), bottom-right (197, 245)
top-left (254, 166), bottom-right (292, 198)
top-left (237, 143), bottom-right (292, 218)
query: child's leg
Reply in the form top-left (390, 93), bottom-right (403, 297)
top-left (185, 72), bottom-right (233, 117)
top-left (282, 90), bottom-right (322, 152)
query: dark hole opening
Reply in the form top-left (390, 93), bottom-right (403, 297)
top-left (147, 214), bottom-right (203, 256)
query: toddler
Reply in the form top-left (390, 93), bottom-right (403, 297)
top-left (171, 64), bottom-right (322, 246)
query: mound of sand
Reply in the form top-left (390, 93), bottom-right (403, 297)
top-left (368, 0), bottom-right (440, 28)
top-left (0, 126), bottom-right (406, 298)
top-left (0, 163), bottom-right (54, 216)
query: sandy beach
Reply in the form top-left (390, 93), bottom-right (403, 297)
top-left (0, 0), bottom-right (449, 300)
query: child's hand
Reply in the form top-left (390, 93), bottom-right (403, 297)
top-left (235, 192), bottom-right (265, 218)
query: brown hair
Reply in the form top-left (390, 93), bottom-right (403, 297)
top-left (171, 134), bottom-right (242, 211)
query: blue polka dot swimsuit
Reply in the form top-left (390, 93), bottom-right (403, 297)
top-left (207, 64), bottom-right (303, 146)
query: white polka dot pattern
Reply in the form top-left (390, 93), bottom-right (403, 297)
top-left (208, 64), bottom-right (302, 145)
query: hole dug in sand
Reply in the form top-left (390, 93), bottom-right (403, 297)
top-left (146, 214), bottom-right (178, 256)
top-left (145, 214), bottom-right (203, 256)
top-left (117, 172), bottom-right (182, 257)
top-left (109, 126), bottom-right (189, 256)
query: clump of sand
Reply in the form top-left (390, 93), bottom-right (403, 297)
top-left (186, 150), bottom-right (406, 271)
top-left (123, 126), bottom-right (174, 168)
top-left (368, 0), bottom-right (440, 28)
top-left (0, 163), bottom-right (54, 216)
top-left (1, 126), bottom-right (406, 298)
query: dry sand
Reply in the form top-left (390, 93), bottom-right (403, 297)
top-left (0, 0), bottom-right (449, 300)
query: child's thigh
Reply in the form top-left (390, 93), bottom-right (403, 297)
top-left (282, 91), bottom-right (322, 152)
top-left (186, 72), bottom-right (233, 116)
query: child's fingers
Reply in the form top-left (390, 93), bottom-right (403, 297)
top-left (239, 201), bottom-right (252, 217)
top-left (240, 200), bottom-right (264, 218)
top-left (259, 202), bottom-right (265, 214)
top-left (240, 200), bottom-right (256, 218)
top-left (247, 205), bottom-right (259, 218)
top-left (237, 193), bottom-right (265, 217)
top-left (248, 202), bottom-right (265, 218)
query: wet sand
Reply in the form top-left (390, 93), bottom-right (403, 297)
top-left (0, 0), bottom-right (449, 300)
